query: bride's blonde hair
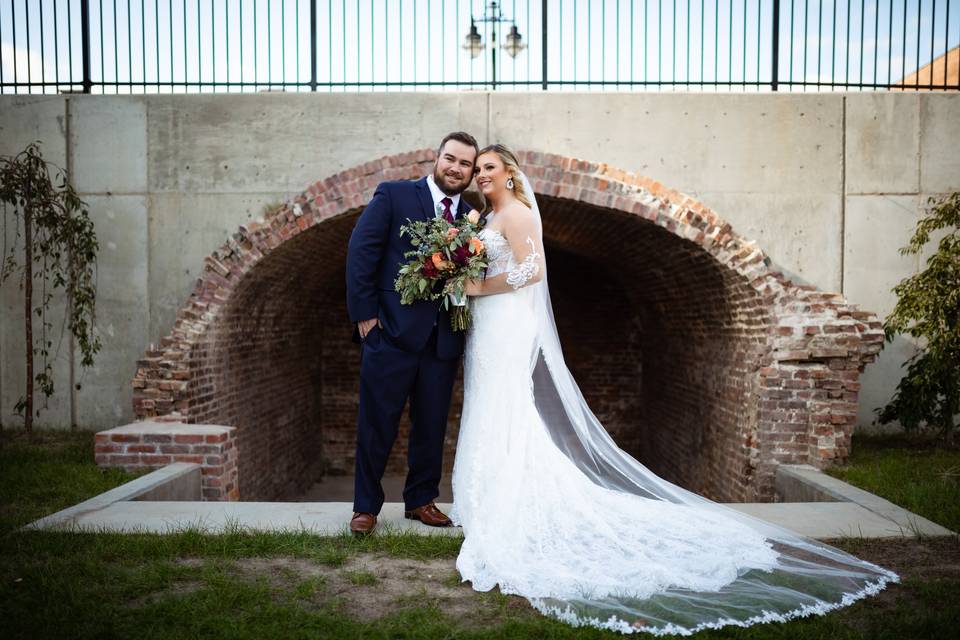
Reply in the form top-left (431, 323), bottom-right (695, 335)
top-left (477, 144), bottom-right (532, 216)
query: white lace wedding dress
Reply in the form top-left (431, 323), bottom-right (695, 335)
top-left (448, 200), bottom-right (898, 635)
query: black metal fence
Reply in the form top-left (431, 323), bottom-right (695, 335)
top-left (1, 1), bottom-right (958, 94)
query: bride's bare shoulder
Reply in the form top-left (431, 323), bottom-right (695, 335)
top-left (499, 201), bottom-right (533, 225)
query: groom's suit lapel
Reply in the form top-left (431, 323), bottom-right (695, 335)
top-left (413, 177), bottom-right (436, 223)
top-left (456, 196), bottom-right (472, 219)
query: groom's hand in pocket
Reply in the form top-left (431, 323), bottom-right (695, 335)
top-left (358, 317), bottom-right (382, 339)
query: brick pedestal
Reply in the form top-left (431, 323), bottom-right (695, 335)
top-left (95, 421), bottom-right (239, 501)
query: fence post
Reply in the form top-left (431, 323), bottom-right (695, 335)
top-left (310, 0), bottom-right (318, 91)
top-left (541, 0), bottom-right (548, 90)
top-left (80, 0), bottom-right (92, 93)
top-left (771, 0), bottom-right (780, 91)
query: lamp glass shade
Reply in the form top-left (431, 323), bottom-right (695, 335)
top-left (462, 25), bottom-right (484, 59)
top-left (503, 25), bottom-right (526, 58)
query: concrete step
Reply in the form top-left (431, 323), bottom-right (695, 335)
top-left (21, 464), bottom-right (956, 539)
top-left (23, 500), bottom-right (461, 536)
top-left (777, 464), bottom-right (955, 537)
top-left (22, 499), bottom-right (944, 539)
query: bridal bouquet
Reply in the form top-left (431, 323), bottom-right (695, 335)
top-left (394, 206), bottom-right (487, 331)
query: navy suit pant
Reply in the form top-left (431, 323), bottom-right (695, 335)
top-left (353, 322), bottom-right (458, 514)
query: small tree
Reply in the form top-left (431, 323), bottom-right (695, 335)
top-left (876, 192), bottom-right (960, 445)
top-left (0, 141), bottom-right (101, 434)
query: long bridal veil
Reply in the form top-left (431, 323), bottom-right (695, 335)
top-left (513, 171), bottom-right (899, 635)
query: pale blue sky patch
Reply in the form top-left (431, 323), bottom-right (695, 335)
top-left (1, 1), bottom-right (957, 94)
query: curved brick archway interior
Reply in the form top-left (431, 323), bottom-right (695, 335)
top-left (543, 197), bottom-right (770, 502)
top-left (131, 151), bottom-right (882, 502)
top-left (181, 196), bottom-right (768, 502)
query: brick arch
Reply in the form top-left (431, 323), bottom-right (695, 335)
top-left (133, 149), bottom-right (884, 501)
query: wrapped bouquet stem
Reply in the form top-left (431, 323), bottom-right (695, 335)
top-left (444, 281), bottom-right (471, 332)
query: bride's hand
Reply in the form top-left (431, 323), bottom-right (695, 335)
top-left (464, 278), bottom-right (484, 296)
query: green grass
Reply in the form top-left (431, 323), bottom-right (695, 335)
top-left (1, 427), bottom-right (959, 639)
top-left (825, 432), bottom-right (960, 532)
top-left (0, 428), bottom-right (149, 534)
top-left (341, 568), bottom-right (379, 586)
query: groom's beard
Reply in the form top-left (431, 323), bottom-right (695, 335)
top-left (434, 166), bottom-right (471, 196)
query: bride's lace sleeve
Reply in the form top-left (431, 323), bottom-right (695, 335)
top-left (504, 212), bottom-right (545, 290)
top-left (506, 236), bottom-right (543, 289)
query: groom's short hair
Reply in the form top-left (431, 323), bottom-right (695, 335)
top-left (438, 131), bottom-right (479, 163)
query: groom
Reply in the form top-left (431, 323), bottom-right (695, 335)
top-left (345, 131), bottom-right (479, 535)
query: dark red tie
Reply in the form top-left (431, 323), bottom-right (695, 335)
top-left (440, 197), bottom-right (454, 223)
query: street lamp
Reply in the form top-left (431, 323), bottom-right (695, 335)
top-left (463, 19), bottom-right (484, 59)
top-left (503, 25), bottom-right (528, 59)
top-left (462, 1), bottom-right (526, 89)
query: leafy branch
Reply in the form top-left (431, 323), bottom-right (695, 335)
top-left (876, 192), bottom-right (960, 444)
top-left (0, 141), bottom-right (101, 432)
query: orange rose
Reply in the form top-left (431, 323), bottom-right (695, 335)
top-left (431, 251), bottom-right (452, 271)
top-left (446, 227), bottom-right (459, 241)
top-left (469, 236), bottom-right (485, 254)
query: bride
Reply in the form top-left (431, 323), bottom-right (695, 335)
top-left (452, 144), bottom-right (899, 635)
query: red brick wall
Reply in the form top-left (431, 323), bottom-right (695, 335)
top-left (541, 201), bottom-right (770, 501)
top-left (545, 245), bottom-right (645, 459)
top-left (133, 150), bottom-right (884, 502)
top-left (187, 225), bottom-right (328, 500)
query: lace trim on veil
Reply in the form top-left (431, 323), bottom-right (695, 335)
top-left (529, 571), bottom-right (898, 636)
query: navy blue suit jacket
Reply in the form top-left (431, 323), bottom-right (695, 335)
top-left (346, 177), bottom-right (472, 359)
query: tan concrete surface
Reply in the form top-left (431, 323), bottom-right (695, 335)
top-left (2, 92), bottom-right (958, 432)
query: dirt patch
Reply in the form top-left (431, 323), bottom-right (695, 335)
top-left (133, 538), bottom-right (960, 626)
top-left (122, 578), bottom-right (206, 609)
top-left (819, 536), bottom-right (960, 618)
top-left (824, 535), bottom-right (960, 579)
top-left (174, 557), bottom-right (204, 568)
top-left (217, 553), bottom-right (530, 624)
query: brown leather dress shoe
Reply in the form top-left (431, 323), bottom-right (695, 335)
top-left (350, 511), bottom-right (377, 536)
top-left (404, 501), bottom-right (453, 527)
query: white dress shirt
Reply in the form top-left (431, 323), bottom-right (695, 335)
top-left (426, 173), bottom-right (461, 219)
top-left (425, 174), bottom-right (462, 328)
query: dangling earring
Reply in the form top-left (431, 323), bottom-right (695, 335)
top-left (506, 177), bottom-right (514, 190)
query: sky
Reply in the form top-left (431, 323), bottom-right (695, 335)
top-left (1, 0), bottom-right (958, 93)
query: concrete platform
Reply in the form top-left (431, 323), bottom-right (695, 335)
top-left (726, 502), bottom-right (942, 538)
top-left (25, 462), bottom-right (202, 532)
top-left (20, 498), bottom-right (940, 539)
top-left (22, 500), bottom-right (462, 536)
top-left (776, 464), bottom-right (955, 537)
top-left (20, 464), bottom-right (956, 539)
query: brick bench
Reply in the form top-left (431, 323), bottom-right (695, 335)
top-left (95, 421), bottom-right (239, 501)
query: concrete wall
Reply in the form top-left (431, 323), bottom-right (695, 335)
top-left (0, 91), bottom-right (957, 431)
